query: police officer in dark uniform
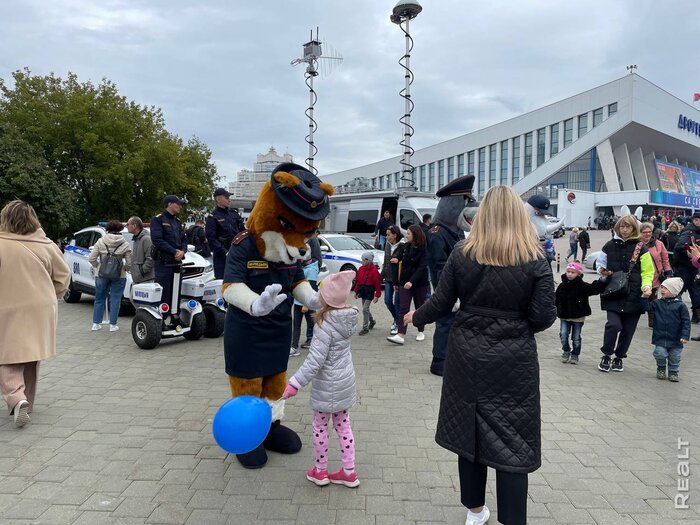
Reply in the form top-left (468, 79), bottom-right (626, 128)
top-left (206, 188), bottom-right (244, 279)
top-left (151, 195), bottom-right (188, 313)
top-left (427, 175), bottom-right (476, 376)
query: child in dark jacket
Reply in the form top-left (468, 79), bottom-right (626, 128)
top-left (555, 262), bottom-right (607, 364)
top-left (641, 277), bottom-right (689, 382)
top-left (354, 252), bottom-right (382, 335)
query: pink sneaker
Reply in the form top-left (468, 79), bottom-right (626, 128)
top-left (306, 467), bottom-right (330, 486)
top-left (329, 469), bottom-right (360, 488)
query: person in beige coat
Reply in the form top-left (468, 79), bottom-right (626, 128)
top-left (88, 220), bottom-right (132, 332)
top-left (0, 200), bottom-right (70, 427)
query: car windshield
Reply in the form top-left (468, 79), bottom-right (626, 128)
top-left (327, 236), bottom-right (372, 251)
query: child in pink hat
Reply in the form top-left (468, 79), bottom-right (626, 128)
top-left (555, 261), bottom-right (607, 364)
top-left (283, 270), bottom-right (361, 488)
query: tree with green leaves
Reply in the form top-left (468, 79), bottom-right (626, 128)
top-left (0, 69), bottom-right (217, 238)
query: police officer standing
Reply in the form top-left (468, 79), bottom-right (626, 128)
top-left (151, 195), bottom-right (187, 313)
top-left (206, 188), bottom-right (244, 279)
top-left (427, 175), bottom-right (476, 376)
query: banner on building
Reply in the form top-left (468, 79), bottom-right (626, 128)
top-left (655, 160), bottom-right (700, 196)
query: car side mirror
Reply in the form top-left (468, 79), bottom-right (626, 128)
top-left (320, 245), bottom-right (329, 252)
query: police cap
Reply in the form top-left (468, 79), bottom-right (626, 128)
top-left (213, 187), bottom-right (231, 198)
top-left (436, 175), bottom-right (475, 197)
top-left (527, 194), bottom-right (551, 214)
top-left (163, 195), bottom-right (182, 207)
top-left (270, 163), bottom-right (330, 221)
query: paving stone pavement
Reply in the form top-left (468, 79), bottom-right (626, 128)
top-left (1, 230), bottom-right (699, 524)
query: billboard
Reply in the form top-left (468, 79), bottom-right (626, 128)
top-left (651, 160), bottom-right (700, 209)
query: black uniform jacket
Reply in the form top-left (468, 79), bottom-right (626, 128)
top-left (223, 231), bottom-right (305, 378)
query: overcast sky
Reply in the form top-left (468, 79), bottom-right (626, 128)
top-left (2, 0), bottom-right (698, 183)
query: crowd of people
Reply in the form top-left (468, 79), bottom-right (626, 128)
top-left (6, 185), bottom-right (700, 525)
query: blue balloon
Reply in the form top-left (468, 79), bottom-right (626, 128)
top-left (212, 396), bottom-right (272, 454)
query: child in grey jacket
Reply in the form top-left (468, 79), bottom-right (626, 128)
top-left (283, 270), bottom-right (360, 488)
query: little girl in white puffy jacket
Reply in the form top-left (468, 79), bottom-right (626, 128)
top-left (283, 270), bottom-right (360, 488)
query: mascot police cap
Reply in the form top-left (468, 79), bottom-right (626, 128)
top-left (436, 174), bottom-right (475, 198)
top-left (270, 163), bottom-right (330, 221)
top-left (527, 194), bottom-right (551, 214)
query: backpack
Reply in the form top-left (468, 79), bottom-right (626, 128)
top-left (99, 246), bottom-right (123, 279)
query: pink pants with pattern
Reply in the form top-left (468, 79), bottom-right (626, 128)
top-left (312, 409), bottom-right (355, 471)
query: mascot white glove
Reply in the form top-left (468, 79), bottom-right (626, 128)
top-left (250, 284), bottom-right (287, 316)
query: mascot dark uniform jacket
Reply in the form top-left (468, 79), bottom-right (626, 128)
top-left (221, 163), bottom-right (334, 469)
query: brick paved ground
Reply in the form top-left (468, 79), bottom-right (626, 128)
top-left (1, 230), bottom-right (699, 524)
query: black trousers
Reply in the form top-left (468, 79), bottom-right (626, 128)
top-left (154, 264), bottom-right (176, 310)
top-left (676, 265), bottom-right (700, 309)
top-left (458, 456), bottom-right (528, 525)
top-left (213, 253), bottom-right (227, 280)
top-left (601, 310), bottom-right (641, 358)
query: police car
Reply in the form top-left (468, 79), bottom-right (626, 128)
top-left (317, 233), bottom-right (384, 278)
top-left (63, 225), bottom-right (214, 306)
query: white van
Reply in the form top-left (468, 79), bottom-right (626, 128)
top-left (324, 190), bottom-right (438, 243)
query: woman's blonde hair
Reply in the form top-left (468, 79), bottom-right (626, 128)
top-left (0, 200), bottom-right (41, 235)
top-left (613, 215), bottom-right (640, 239)
top-left (668, 221), bottom-right (681, 232)
top-left (462, 186), bottom-right (543, 266)
top-left (313, 303), bottom-right (336, 326)
top-left (640, 222), bottom-right (654, 234)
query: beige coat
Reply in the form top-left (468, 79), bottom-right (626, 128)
top-left (0, 229), bottom-right (70, 365)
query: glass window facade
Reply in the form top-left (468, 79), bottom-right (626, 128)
top-left (438, 160), bottom-right (445, 187)
top-left (563, 119), bottom-right (573, 147)
top-left (578, 113), bottom-right (588, 137)
top-left (521, 149), bottom-right (603, 201)
top-left (478, 147), bottom-right (486, 196)
top-left (468, 151), bottom-right (475, 175)
top-left (550, 123), bottom-right (559, 156)
top-left (447, 157), bottom-right (454, 182)
top-left (536, 128), bottom-right (545, 167)
top-left (524, 132), bottom-right (533, 175)
top-left (608, 102), bottom-right (617, 115)
top-left (419, 165), bottom-right (426, 190)
top-left (457, 154), bottom-right (464, 177)
top-left (428, 162), bottom-right (435, 192)
top-left (593, 107), bottom-right (603, 127)
top-left (500, 140), bottom-right (508, 184)
top-left (512, 137), bottom-right (521, 183)
top-left (489, 144), bottom-right (497, 188)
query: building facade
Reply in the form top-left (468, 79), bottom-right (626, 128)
top-left (229, 147), bottom-right (294, 200)
top-left (322, 74), bottom-right (700, 227)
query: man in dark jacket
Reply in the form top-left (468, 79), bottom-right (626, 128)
top-left (186, 220), bottom-right (211, 258)
top-left (426, 175), bottom-right (475, 375)
top-left (673, 212), bottom-right (700, 322)
top-left (420, 213), bottom-right (432, 237)
top-left (151, 195), bottom-right (188, 312)
top-left (127, 216), bottom-right (154, 283)
top-left (578, 227), bottom-right (590, 261)
top-left (206, 188), bottom-right (244, 279)
top-left (372, 210), bottom-right (394, 249)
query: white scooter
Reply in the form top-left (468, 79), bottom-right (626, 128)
top-left (200, 279), bottom-right (226, 338)
top-left (130, 262), bottom-right (205, 349)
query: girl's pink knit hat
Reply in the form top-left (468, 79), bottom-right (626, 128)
top-left (320, 270), bottom-right (355, 308)
top-left (566, 262), bottom-right (583, 276)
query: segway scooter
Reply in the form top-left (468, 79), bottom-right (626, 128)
top-left (130, 261), bottom-right (205, 349)
top-left (200, 279), bottom-right (226, 338)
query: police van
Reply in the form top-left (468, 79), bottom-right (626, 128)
top-left (323, 190), bottom-right (438, 243)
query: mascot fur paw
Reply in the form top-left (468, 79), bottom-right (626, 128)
top-left (221, 163), bottom-right (333, 469)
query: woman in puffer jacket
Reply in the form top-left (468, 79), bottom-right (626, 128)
top-left (88, 220), bottom-right (132, 332)
top-left (283, 271), bottom-right (361, 489)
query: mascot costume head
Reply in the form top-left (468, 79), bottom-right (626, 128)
top-left (525, 194), bottom-right (565, 239)
top-left (426, 175), bottom-right (477, 376)
top-left (221, 163), bottom-right (334, 469)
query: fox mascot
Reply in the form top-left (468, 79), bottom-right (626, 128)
top-left (221, 163), bottom-right (334, 469)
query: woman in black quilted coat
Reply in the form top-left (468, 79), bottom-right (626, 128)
top-left (406, 186), bottom-right (556, 525)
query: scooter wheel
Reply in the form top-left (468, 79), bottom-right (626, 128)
top-left (183, 312), bottom-right (206, 341)
top-left (203, 304), bottom-right (225, 338)
top-left (132, 311), bottom-right (162, 349)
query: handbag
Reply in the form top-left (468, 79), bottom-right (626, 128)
top-left (600, 242), bottom-right (643, 299)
